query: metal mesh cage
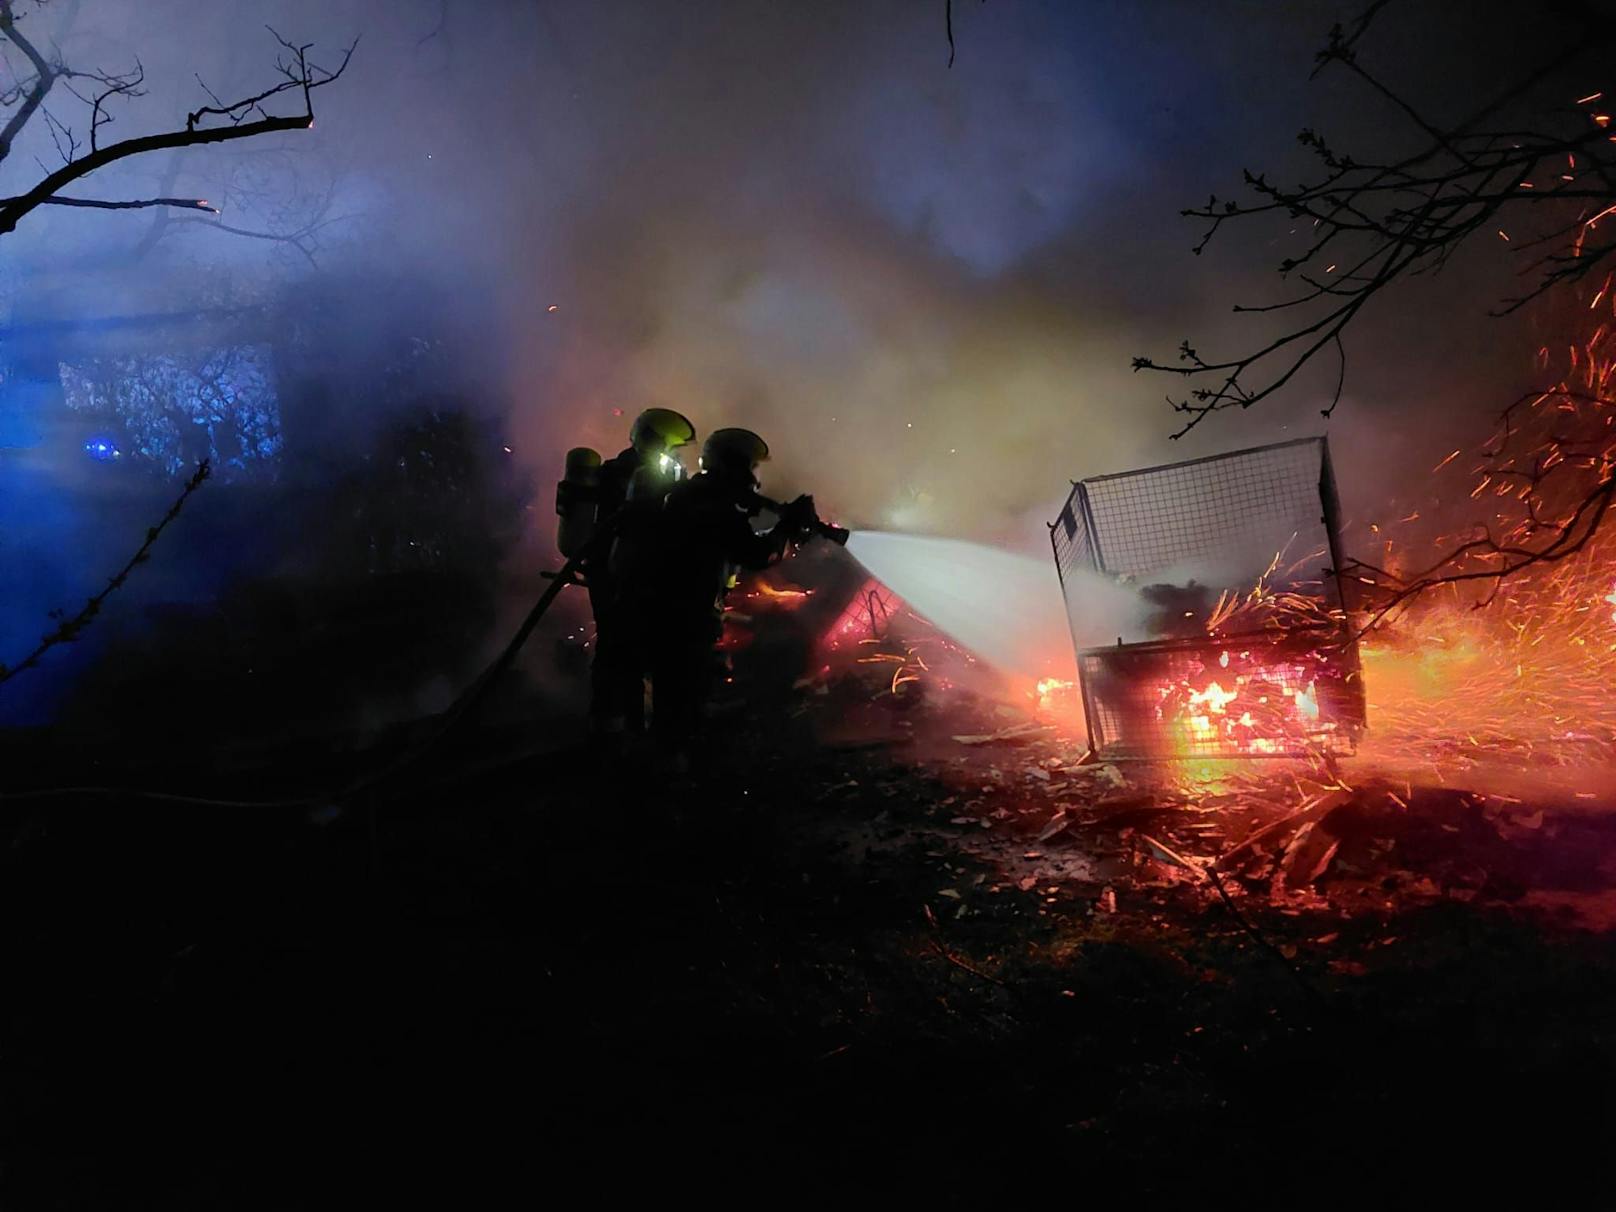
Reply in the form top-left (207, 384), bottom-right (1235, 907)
top-left (1051, 495), bottom-right (1096, 589)
top-left (1073, 437), bottom-right (1337, 587)
top-left (1050, 437), bottom-right (1362, 760)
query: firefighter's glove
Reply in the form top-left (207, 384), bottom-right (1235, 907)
top-left (780, 494), bottom-right (818, 539)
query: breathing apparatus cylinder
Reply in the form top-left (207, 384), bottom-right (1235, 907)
top-left (556, 447), bottom-right (602, 558)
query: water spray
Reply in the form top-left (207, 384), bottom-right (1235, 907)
top-left (843, 530), bottom-right (1078, 679)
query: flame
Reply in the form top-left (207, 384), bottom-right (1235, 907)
top-left (1032, 676), bottom-right (1077, 715)
top-left (1151, 652), bottom-right (1338, 758)
top-left (749, 581), bottom-right (810, 602)
top-left (1187, 680), bottom-right (1238, 713)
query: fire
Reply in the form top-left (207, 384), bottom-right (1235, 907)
top-left (1158, 651), bottom-right (1339, 757)
top-left (1034, 676), bottom-right (1073, 702)
top-left (1188, 679), bottom-right (1238, 713)
top-left (1359, 545), bottom-right (1616, 765)
top-left (1351, 308), bottom-right (1616, 769)
top-left (1031, 676), bottom-right (1078, 717)
top-left (1077, 627), bottom-right (1355, 760)
top-left (815, 578), bottom-right (974, 698)
top-left (1142, 539), bottom-right (1359, 758)
top-left (747, 581), bottom-right (810, 603)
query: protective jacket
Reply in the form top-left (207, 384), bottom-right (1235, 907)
top-left (657, 473), bottom-right (799, 628)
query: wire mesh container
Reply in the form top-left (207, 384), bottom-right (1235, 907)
top-left (1051, 437), bottom-right (1363, 759)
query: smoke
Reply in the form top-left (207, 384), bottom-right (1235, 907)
top-left (1, 0), bottom-right (1582, 724)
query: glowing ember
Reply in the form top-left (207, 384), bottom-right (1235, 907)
top-left (1352, 311), bottom-right (1616, 769)
top-left (1130, 540), bottom-right (1359, 759)
top-left (821, 578), bottom-right (903, 650)
top-left (1360, 544), bottom-right (1616, 765)
top-left (1158, 651), bottom-right (1337, 756)
top-left (745, 580), bottom-right (811, 604)
top-left (1028, 676), bottom-right (1080, 721)
top-left (1033, 676), bottom-right (1075, 708)
top-left (1080, 631), bottom-right (1356, 759)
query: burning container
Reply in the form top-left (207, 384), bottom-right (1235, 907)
top-left (1050, 436), bottom-right (1364, 759)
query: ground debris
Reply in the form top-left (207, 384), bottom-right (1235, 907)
top-left (1037, 811), bottom-right (1071, 842)
top-left (952, 722), bottom-right (1052, 746)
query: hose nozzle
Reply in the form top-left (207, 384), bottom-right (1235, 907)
top-left (813, 521), bottom-right (851, 546)
top-left (758, 493), bottom-right (850, 546)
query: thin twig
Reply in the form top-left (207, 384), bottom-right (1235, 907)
top-left (1135, 6), bottom-right (1616, 439)
top-left (0, 461), bottom-right (211, 690)
top-left (926, 937), bottom-right (1008, 987)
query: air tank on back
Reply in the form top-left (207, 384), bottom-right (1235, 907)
top-left (556, 447), bottom-right (602, 558)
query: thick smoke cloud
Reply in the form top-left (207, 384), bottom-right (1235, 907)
top-left (1, 0), bottom-right (1586, 718)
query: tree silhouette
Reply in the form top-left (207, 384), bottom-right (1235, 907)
top-left (1136, 2), bottom-right (1616, 619)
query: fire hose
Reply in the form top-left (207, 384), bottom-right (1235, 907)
top-left (1, 495), bottom-right (844, 810)
top-left (0, 544), bottom-right (589, 812)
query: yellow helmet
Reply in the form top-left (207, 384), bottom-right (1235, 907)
top-left (629, 408), bottom-right (696, 455)
top-left (700, 428), bottom-right (770, 478)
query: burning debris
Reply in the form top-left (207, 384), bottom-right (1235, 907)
top-left (1052, 437), bottom-right (1363, 761)
top-left (1079, 631), bottom-right (1355, 759)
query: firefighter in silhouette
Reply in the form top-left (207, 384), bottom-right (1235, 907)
top-left (566, 408), bottom-right (695, 733)
top-left (623, 427), bottom-right (817, 763)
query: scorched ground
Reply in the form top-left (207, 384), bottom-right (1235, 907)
top-left (2, 640), bottom-right (1613, 1205)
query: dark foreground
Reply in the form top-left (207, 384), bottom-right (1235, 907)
top-left (3, 694), bottom-right (1615, 1208)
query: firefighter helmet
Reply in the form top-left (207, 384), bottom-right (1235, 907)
top-left (629, 408), bottom-right (696, 455)
top-left (700, 428), bottom-right (770, 478)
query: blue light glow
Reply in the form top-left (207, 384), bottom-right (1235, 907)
top-left (83, 435), bottom-right (122, 462)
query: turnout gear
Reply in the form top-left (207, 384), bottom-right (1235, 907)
top-left (571, 408), bottom-right (697, 733)
top-left (571, 415), bottom-right (845, 758)
top-left (620, 434), bottom-right (816, 755)
top-left (659, 476), bottom-right (808, 625)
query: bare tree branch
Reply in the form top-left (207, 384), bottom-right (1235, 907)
top-left (945, 0), bottom-right (985, 68)
top-left (0, 462), bottom-right (212, 691)
top-left (1131, 2), bottom-right (1616, 623)
top-left (0, 20), bottom-right (356, 236)
top-left (0, 0), bottom-right (56, 161)
top-left (1342, 333), bottom-right (1616, 629)
top-left (15, 193), bottom-right (217, 212)
top-left (1136, 3), bottom-right (1616, 439)
top-left (164, 210), bottom-right (357, 269)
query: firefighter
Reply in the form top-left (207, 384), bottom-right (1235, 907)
top-left (635, 427), bottom-right (816, 761)
top-left (583, 407), bottom-right (696, 733)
